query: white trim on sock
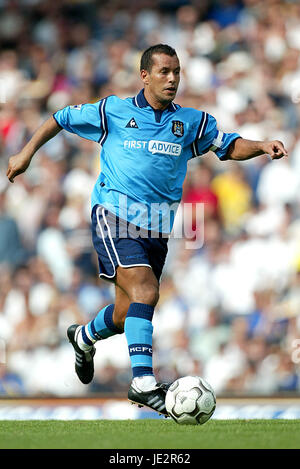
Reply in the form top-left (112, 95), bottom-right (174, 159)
top-left (76, 326), bottom-right (94, 352)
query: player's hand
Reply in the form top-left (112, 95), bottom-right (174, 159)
top-left (261, 140), bottom-right (288, 160)
top-left (6, 152), bottom-right (32, 183)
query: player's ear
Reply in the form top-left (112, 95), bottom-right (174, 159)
top-left (140, 69), bottom-right (149, 85)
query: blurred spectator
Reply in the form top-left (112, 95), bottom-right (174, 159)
top-left (0, 364), bottom-right (26, 396)
top-left (211, 162), bottom-right (252, 232)
top-left (182, 161), bottom-right (219, 239)
top-left (0, 190), bottom-right (27, 267)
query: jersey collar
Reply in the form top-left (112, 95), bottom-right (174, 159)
top-left (134, 89), bottom-right (177, 112)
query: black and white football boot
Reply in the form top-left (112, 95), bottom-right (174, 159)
top-left (67, 324), bottom-right (96, 385)
top-left (128, 382), bottom-right (170, 417)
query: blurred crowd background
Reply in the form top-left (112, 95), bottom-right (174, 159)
top-left (1, 0), bottom-right (300, 397)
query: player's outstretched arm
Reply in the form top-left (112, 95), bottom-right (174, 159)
top-left (6, 115), bottom-right (61, 183)
top-left (226, 137), bottom-right (288, 161)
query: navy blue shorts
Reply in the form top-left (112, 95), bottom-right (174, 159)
top-left (91, 205), bottom-right (169, 282)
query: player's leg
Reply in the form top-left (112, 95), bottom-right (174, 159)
top-left (67, 284), bottom-right (130, 384)
top-left (67, 204), bottom-right (132, 384)
top-left (116, 265), bottom-right (158, 387)
top-left (112, 284), bottom-right (131, 331)
top-left (78, 284), bottom-right (129, 346)
top-left (115, 265), bottom-right (169, 415)
top-left (115, 265), bottom-right (159, 306)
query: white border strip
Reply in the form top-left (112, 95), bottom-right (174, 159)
top-left (96, 206), bottom-right (116, 279)
top-left (197, 112), bottom-right (208, 140)
top-left (85, 326), bottom-right (96, 343)
top-left (99, 98), bottom-right (107, 147)
top-left (209, 130), bottom-right (224, 152)
top-left (192, 112), bottom-right (208, 157)
top-left (192, 140), bottom-right (198, 157)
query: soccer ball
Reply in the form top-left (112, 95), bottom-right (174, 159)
top-left (165, 376), bottom-right (216, 425)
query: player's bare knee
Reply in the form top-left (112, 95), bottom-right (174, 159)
top-left (130, 283), bottom-right (159, 307)
top-left (116, 266), bottom-right (160, 307)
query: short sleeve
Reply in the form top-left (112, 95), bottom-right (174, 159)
top-left (191, 112), bottom-right (241, 161)
top-left (53, 101), bottom-right (103, 143)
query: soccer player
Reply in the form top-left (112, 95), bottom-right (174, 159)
top-left (6, 44), bottom-right (287, 416)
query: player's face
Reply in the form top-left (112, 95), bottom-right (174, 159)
top-left (141, 53), bottom-right (180, 107)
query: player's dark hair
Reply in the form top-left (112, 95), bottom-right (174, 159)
top-left (140, 44), bottom-right (177, 72)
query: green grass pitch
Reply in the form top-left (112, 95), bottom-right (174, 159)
top-left (0, 419), bottom-right (300, 449)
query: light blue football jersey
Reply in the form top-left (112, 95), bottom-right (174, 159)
top-left (53, 89), bottom-right (240, 233)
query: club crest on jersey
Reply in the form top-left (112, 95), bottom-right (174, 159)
top-left (172, 120), bottom-right (184, 137)
top-left (126, 117), bottom-right (139, 128)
